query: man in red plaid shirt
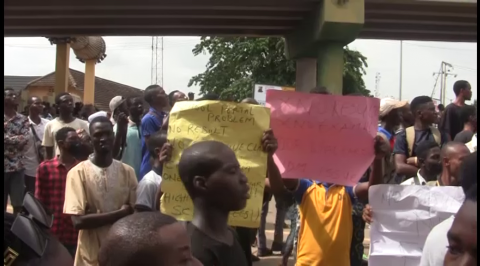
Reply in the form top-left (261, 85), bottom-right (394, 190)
top-left (35, 126), bottom-right (82, 256)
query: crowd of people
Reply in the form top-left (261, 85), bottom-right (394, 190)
top-left (3, 79), bottom-right (477, 266)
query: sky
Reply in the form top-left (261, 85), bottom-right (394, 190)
top-left (4, 36), bottom-right (477, 104)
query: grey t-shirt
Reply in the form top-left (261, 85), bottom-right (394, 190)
top-left (135, 170), bottom-right (162, 210)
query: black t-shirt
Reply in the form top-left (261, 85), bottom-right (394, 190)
top-left (439, 103), bottom-right (464, 140)
top-left (393, 128), bottom-right (448, 157)
top-left (186, 222), bottom-right (248, 266)
top-left (454, 130), bottom-right (474, 144)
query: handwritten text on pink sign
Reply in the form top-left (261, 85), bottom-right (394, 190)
top-left (266, 90), bottom-right (380, 186)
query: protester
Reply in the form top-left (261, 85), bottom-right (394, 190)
top-left (98, 212), bottom-right (202, 266)
top-left (140, 85), bottom-right (168, 179)
top-left (23, 96), bottom-right (49, 194)
top-left (168, 90), bottom-right (189, 108)
top-left (440, 80), bottom-right (472, 140)
top-left (109, 96), bottom-right (127, 126)
top-left (4, 87), bottom-right (30, 214)
top-left (443, 184), bottom-right (477, 266)
top-left (393, 96), bottom-right (448, 180)
top-left (87, 111), bottom-right (108, 124)
top-left (63, 116), bottom-right (138, 266)
top-left (35, 127), bottom-right (80, 256)
top-left (4, 198), bottom-right (74, 266)
top-left (401, 141), bottom-right (442, 185)
top-left (43, 92), bottom-right (89, 159)
top-left (177, 140), bottom-right (253, 265)
top-left (378, 98), bottom-right (406, 183)
top-left (420, 151), bottom-right (476, 266)
top-left (454, 105), bottom-right (476, 144)
top-left (135, 130), bottom-right (170, 212)
top-left (266, 129), bottom-right (388, 265)
top-left (113, 97), bottom-right (144, 179)
top-left (364, 142), bottom-right (470, 224)
top-left (42, 101), bottom-right (54, 120)
top-left (240, 97), bottom-right (286, 258)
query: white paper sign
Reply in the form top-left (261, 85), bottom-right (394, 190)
top-left (253, 84), bottom-right (294, 106)
top-left (368, 185), bottom-right (465, 266)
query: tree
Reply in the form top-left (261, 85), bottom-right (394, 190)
top-left (188, 37), bottom-right (370, 101)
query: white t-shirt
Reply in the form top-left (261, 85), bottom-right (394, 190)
top-left (42, 118), bottom-right (89, 156)
top-left (23, 117), bottom-right (49, 177)
top-left (135, 170), bottom-right (162, 210)
top-left (419, 215), bottom-right (455, 266)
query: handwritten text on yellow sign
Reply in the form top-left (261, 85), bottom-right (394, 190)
top-left (161, 101), bottom-right (271, 228)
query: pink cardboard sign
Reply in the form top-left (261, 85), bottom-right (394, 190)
top-left (266, 90), bottom-right (380, 186)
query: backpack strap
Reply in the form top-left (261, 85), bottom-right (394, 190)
top-left (406, 126), bottom-right (415, 157)
top-left (430, 126), bottom-right (441, 146)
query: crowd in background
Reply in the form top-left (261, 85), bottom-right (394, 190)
top-left (3, 80), bottom-right (477, 266)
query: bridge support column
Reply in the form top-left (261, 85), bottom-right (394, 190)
top-left (51, 38), bottom-right (71, 96)
top-left (285, 0), bottom-right (364, 95)
top-left (295, 58), bottom-right (316, 92)
top-left (83, 59), bottom-right (96, 104)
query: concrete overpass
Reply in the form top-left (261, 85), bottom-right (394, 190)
top-left (4, 0), bottom-right (477, 95)
top-left (5, 0), bottom-right (476, 42)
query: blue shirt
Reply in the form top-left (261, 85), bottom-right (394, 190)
top-left (139, 108), bottom-right (165, 179)
top-left (294, 179), bottom-right (355, 204)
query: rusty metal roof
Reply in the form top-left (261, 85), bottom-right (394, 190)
top-left (4, 0), bottom-right (477, 42)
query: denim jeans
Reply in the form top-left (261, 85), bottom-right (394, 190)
top-left (257, 193), bottom-right (287, 249)
top-left (283, 203), bottom-right (299, 259)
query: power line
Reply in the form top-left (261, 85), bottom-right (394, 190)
top-left (403, 42), bottom-right (477, 52)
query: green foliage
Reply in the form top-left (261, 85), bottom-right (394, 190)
top-left (189, 37), bottom-right (370, 101)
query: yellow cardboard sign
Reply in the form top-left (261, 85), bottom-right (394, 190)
top-left (160, 100), bottom-right (271, 228)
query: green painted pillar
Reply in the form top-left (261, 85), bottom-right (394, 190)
top-left (285, 0), bottom-right (364, 95)
top-left (317, 43), bottom-right (344, 95)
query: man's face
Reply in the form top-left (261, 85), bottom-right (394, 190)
top-left (423, 147), bottom-right (442, 177)
top-left (462, 84), bottom-right (472, 101)
top-left (128, 98), bottom-right (144, 118)
top-left (172, 92), bottom-right (188, 106)
top-left (4, 90), bottom-right (19, 106)
top-left (90, 121), bottom-right (114, 154)
top-left (445, 146), bottom-right (471, 183)
top-left (444, 201), bottom-right (477, 266)
top-left (202, 148), bottom-right (250, 211)
top-left (30, 97), bottom-right (44, 114)
top-left (57, 94), bottom-right (74, 114)
top-left (153, 88), bottom-right (168, 107)
top-left (419, 102), bottom-right (437, 125)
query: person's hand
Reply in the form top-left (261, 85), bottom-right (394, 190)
top-left (373, 135), bottom-right (389, 160)
top-left (262, 129), bottom-right (278, 156)
top-left (362, 204), bottom-right (373, 224)
top-left (120, 204), bottom-right (133, 215)
top-left (117, 112), bottom-right (129, 131)
top-left (159, 143), bottom-right (173, 164)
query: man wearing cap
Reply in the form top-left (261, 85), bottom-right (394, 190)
top-left (139, 85), bottom-right (168, 180)
top-left (377, 98), bottom-right (406, 184)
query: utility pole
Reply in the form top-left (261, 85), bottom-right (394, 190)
top-left (439, 61), bottom-right (456, 106)
top-left (399, 41), bottom-right (403, 100)
top-left (375, 72), bottom-right (381, 97)
top-left (150, 36), bottom-right (164, 86)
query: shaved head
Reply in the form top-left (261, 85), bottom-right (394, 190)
top-left (441, 141), bottom-right (472, 184)
top-left (178, 141), bottom-right (233, 195)
top-left (99, 212), bottom-right (181, 266)
top-left (442, 141), bottom-right (470, 159)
